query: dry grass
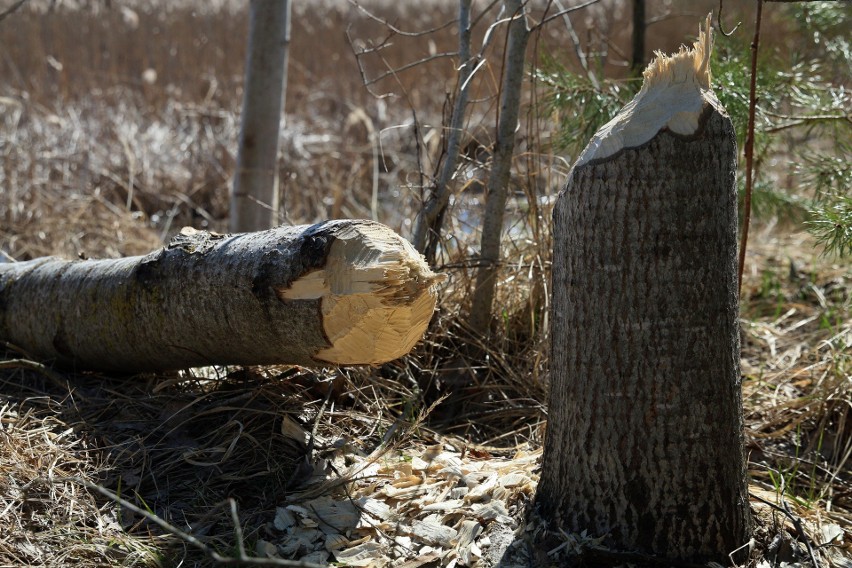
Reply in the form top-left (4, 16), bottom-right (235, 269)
top-left (0, 378), bottom-right (166, 566)
top-left (1, 1), bottom-right (850, 567)
top-left (741, 229), bottom-right (852, 524)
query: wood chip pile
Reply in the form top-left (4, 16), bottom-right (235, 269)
top-left (255, 444), bottom-right (542, 567)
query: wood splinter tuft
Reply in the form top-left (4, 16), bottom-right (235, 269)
top-left (575, 14), bottom-right (720, 168)
top-left (277, 222), bottom-right (446, 365)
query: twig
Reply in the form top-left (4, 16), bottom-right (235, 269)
top-left (345, 26), bottom-right (395, 99)
top-left (470, 0), bottom-right (503, 30)
top-left (717, 0), bottom-right (742, 37)
top-left (347, 0), bottom-right (456, 36)
top-left (0, 358), bottom-right (68, 389)
top-left (0, 0), bottom-right (27, 23)
top-left (361, 51), bottom-right (458, 87)
top-left (781, 499), bottom-right (821, 568)
top-left (550, 0), bottom-right (597, 87)
top-left (750, 491), bottom-right (822, 568)
top-left (307, 384), bottom-right (333, 458)
top-left (61, 477), bottom-right (325, 568)
top-left (737, 0), bottom-right (763, 294)
top-left (345, 24), bottom-right (458, 99)
top-left (534, 0), bottom-right (602, 31)
top-left (763, 112), bottom-right (851, 133)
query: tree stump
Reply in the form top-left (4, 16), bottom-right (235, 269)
top-left (0, 220), bottom-right (442, 372)
top-left (536, 16), bottom-right (752, 563)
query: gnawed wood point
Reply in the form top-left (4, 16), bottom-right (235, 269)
top-left (575, 14), bottom-right (721, 168)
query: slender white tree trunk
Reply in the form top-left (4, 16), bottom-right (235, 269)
top-left (230, 0), bottom-right (291, 232)
top-left (468, 0), bottom-right (529, 335)
top-left (537, 17), bottom-right (751, 563)
top-left (411, 0), bottom-right (474, 263)
top-left (0, 221), bottom-right (442, 372)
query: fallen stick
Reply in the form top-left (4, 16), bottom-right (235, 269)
top-left (0, 220), bottom-right (443, 372)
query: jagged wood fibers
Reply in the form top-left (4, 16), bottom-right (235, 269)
top-left (0, 220), bottom-right (442, 372)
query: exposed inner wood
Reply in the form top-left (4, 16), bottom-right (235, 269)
top-left (575, 13), bottom-right (720, 168)
top-left (277, 223), bottom-right (445, 365)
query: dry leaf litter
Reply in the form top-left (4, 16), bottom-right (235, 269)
top-left (257, 439), bottom-right (541, 567)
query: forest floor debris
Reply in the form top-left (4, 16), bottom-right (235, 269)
top-left (1, 2), bottom-right (850, 566)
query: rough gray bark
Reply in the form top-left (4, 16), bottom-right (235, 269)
top-left (468, 0), bottom-right (530, 335)
top-left (230, 0), bottom-right (291, 232)
top-left (0, 221), bottom-right (441, 373)
top-left (537, 106), bottom-right (752, 562)
top-left (411, 0), bottom-right (474, 263)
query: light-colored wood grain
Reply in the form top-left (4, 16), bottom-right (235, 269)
top-left (575, 14), bottom-right (720, 168)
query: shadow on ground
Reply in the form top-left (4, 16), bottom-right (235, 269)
top-left (0, 360), bottom-right (323, 565)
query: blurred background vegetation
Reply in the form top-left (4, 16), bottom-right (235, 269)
top-left (0, 0), bottom-right (850, 566)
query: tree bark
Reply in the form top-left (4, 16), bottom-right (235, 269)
top-left (537, 17), bottom-right (751, 563)
top-left (230, 0), bottom-right (291, 232)
top-left (468, 0), bottom-right (530, 335)
top-left (0, 221), bottom-right (442, 373)
top-left (411, 0), bottom-right (474, 263)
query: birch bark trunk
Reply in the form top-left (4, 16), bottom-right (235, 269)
top-left (230, 0), bottom-right (291, 232)
top-left (537, 17), bottom-right (751, 563)
top-left (411, 0), bottom-right (474, 264)
top-left (468, 0), bottom-right (530, 335)
top-left (0, 221), bottom-right (441, 373)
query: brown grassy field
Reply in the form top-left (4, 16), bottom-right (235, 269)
top-left (1, 0), bottom-right (850, 566)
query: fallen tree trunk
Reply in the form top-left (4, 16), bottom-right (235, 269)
top-left (0, 220), bottom-right (443, 372)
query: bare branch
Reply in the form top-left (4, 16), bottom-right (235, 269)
top-left (0, 0), bottom-right (27, 23)
top-left (0, 358), bottom-right (66, 388)
top-left (345, 26), bottom-right (396, 98)
top-left (413, 0), bottom-right (477, 258)
top-left (470, 0), bottom-right (503, 30)
top-left (347, 0), bottom-right (456, 36)
top-left (764, 112), bottom-right (852, 133)
top-left (363, 51), bottom-right (458, 87)
top-left (60, 478), bottom-right (325, 567)
top-left (717, 0), bottom-right (741, 37)
top-left (781, 498), bottom-right (822, 568)
top-left (534, 0), bottom-right (602, 31)
top-left (750, 491), bottom-right (822, 568)
top-left (480, 8), bottom-right (510, 55)
top-left (551, 0), bottom-right (599, 87)
top-left (346, 25), bottom-right (458, 97)
top-left (738, 0), bottom-right (764, 294)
